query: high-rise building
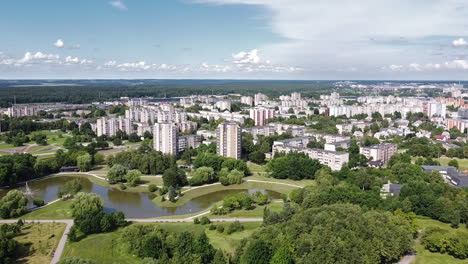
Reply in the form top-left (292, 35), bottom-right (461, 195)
top-left (240, 96), bottom-right (254, 106)
top-left (250, 108), bottom-right (276, 126)
top-left (153, 122), bottom-right (178, 155)
top-left (216, 122), bottom-right (242, 160)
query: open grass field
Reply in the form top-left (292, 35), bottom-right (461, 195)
top-left (154, 181), bottom-right (299, 208)
top-left (244, 174), bottom-right (315, 187)
top-left (437, 158), bottom-right (468, 171)
top-left (247, 162), bottom-right (267, 173)
top-left (413, 217), bottom-right (468, 264)
top-left (62, 222), bottom-right (262, 263)
top-left (206, 222), bottom-right (262, 254)
top-left (11, 222), bottom-right (66, 264)
top-left (62, 229), bottom-right (140, 264)
top-left (212, 201), bottom-right (283, 219)
top-left (20, 200), bottom-right (73, 220)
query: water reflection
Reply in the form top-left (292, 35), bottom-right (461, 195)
top-left (0, 176), bottom-right (281, 218)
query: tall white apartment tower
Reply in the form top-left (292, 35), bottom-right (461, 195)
top-left (153, 122), bottom-right (178, 155)
top-left (250, 108), bottom-right (276, 126)
top-left (216, 122), bottom-right (242, 160)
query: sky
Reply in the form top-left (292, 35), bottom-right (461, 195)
top-left (1, 0), bottom-right (468, 80)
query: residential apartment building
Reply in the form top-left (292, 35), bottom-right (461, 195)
top-left (240, 96), bottom-right (254, 106)
top-left (271, 137), bottom-right (349, 170)
top-left (250, 107), bottom-right (276, 126)
top-left (153, 122), bottom-right (178, 155)
top-left (216, 122), bottom-right (242, 160)
top-left (178, 134), bottom-right (201, 152)
top-left (359, 143), bottom-right (398, 164)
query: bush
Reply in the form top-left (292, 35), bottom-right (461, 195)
top-left (193, 217), bottom-right (200, 224)
top-left (33, 198), bottom-right (45, 207)
top-left (148, 184), bottom-right (158, 193)
top-left (210, 205), bottom-right (228, 215)
top-left (226, 221), bottom-right (244, 235)
top-left (119, 183), bottom-right (127, 190)
top-left (159, 186), bottom-right (168, 195)
top-left (200, 216), bottom-right (211, 225)
top-left (209, 224), bottom-right (216, 230)
top-left (216, 224), bottom-right (225, 233)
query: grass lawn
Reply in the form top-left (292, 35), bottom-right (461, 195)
top-left (244, 174), bottom-right (315, 188)
top-left (62, 230), bottom-right (140, 264)
top-left (212, 201), bottom-right (283, 219)
top-left (154, 181), bottom-right (299, 208)
top-left (437, 158), bottom-right (468, 171)
top-left (206, 222), bottom-right (262, 254)
top-left (62, 222), bottom-right (262, 263)
top-left (11, 222), bottom-right (66, 264)
top-left (247, 162), bottom-right (267, 173)
top-left (413, 217), bottom-right (468, 264)
top-left (20, 200), bottom-right (74, 220)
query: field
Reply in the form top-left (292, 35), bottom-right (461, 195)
top-left (10, 222), bottom-right (66, 264)
top-left (62, 222), bottom-right (262, 263)
top-left (20, 200), bottom-right (74, 220)
top-left (437, 158), bottom-right (468, 171)
top-left (413, 217), bottom-right (468, 264)
top-left (154, 181), bottom-right (299, 208)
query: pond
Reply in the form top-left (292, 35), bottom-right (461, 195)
top-left (0, 176), bottom-right (281, 218)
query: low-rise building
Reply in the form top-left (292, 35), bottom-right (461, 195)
top-left (272, 137), bottom-right (349, 170)
top-left (359, 143), bottom-right (398, 164)
top-left (421, 165), bottom-right (468, 187)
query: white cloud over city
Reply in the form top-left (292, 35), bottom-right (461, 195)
top-left (195, 0), bottom-right (468, 78)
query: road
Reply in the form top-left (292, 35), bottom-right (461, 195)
top-left (0, 219), bottom-right (73, 264)
top-left (127, 217), bottom-right (263, 223)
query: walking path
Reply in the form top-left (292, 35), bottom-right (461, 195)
top-left (0, 216), bottom-right (263, 264)
top-left (0, 219), bottom-right (73, 264)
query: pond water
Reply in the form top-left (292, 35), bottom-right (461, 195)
top-left (0, 176), bottom-right (281, 218)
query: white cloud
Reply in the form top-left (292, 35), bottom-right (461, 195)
top-left (0, 51), bottom-right (96, 69)
top-left (196, 0), bottom-right (468, 76)
top-left (452, 38), bottom-right (468, 47)
top-left (384, 60), bottom-right (468, 72)
top-left (54, 39), bottom-right (64, 48)
top-left (232, 49), bottom-right (262, 64)
top-left (65, 56), bottom-right (93, 65)
top-left (109, 0), bottom-right (128, 11)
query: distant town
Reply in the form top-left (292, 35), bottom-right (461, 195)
top-left (0, 80), bottom-right (467, 264)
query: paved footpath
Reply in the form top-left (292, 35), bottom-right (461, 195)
top-left (0, 219), bottom-right (73, 264)
top-left (0, 217), bottom-right (262, 264)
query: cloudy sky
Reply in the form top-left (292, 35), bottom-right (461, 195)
top-left (1, 0), bottom-right (468, 79)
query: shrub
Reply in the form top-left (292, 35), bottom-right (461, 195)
top-left (119, 183), bottom-right (127, 190)
top-left (216, 224), bottom-right (225, 233)
top-left (193, 217), bottom-right (200, 224)
top-left (226, 221), bottom-right (244, 235)
top-left (200, 216), bottom-right (211, 225)
top-left (209, 224), bottom-right (216, 230)
top-left (148, 184), bottom-right (158, 193)
top-left (33, 198), bottom-right (45, 207)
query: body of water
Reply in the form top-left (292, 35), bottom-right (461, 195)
top-left (0, 176), bottom-right (280, 218)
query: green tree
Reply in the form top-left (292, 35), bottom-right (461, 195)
top-left (0, 190), bottom-right (28, 218)
top-left (107, 164), bottom-right (128, 184)
top-left (448, 159), bottom-right (459, 169)
top-left (240, 240), bottom-right (272, 264)
top-left (71, 192), bottom-right (104, 217)
top-left (125, 169), bottom-right (141, 187)
top-left (77, 153), bottom-right (92, 172)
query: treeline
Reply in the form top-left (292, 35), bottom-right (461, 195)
top-left (234, 204), bottom-right (414, 264)
top-left (0, 82), bottom-right (336, 105)
top-left (119, 224), bottom-right (220, 263)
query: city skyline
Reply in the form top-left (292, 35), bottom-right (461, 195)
top-left (2, 0), bottom-right (468, 79)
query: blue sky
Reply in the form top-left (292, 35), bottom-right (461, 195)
top-left (1, 0), bottom-right (468, 79)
